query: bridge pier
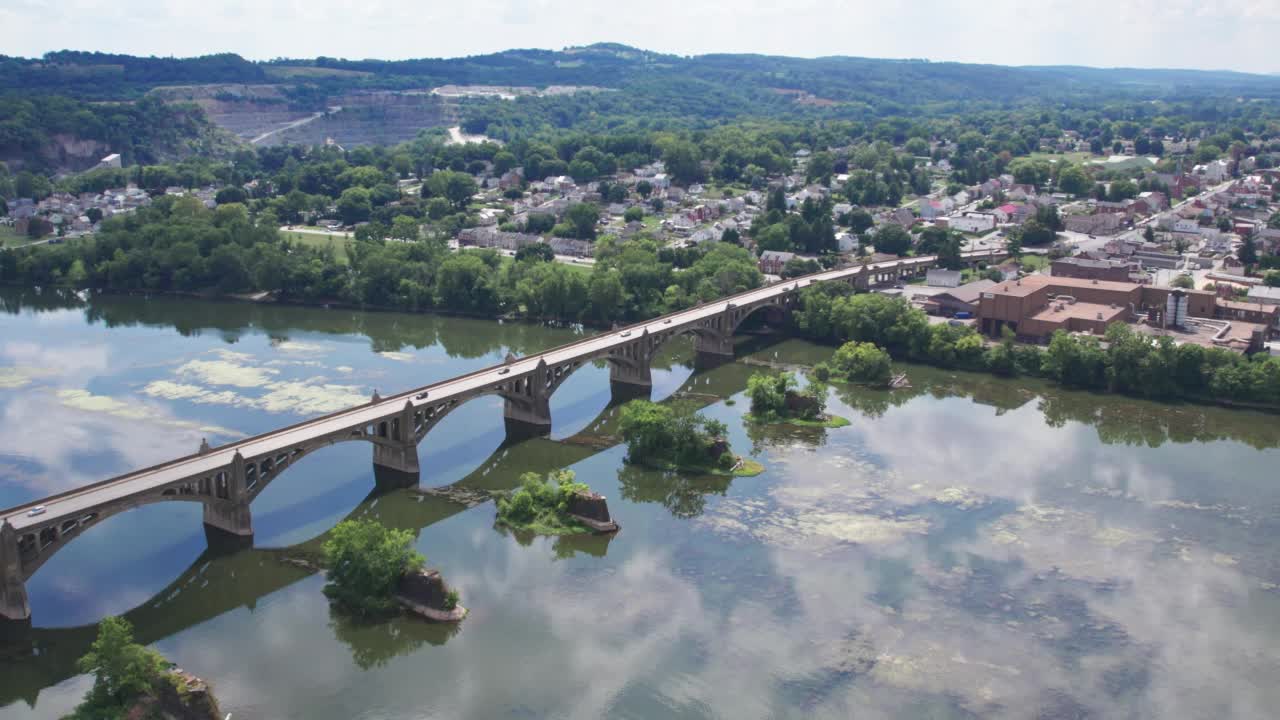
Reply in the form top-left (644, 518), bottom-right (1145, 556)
top-left (202, 501), bottom-right (253, 539)
top-left (694, 332), bottom-right (735, 369)
top-left (609, 359), bottom-right (652, 391)
top-left (372, 441), bottom-right (421, 490)
top-left (1, 522), bottom-right (30, 621)
top-left (504, 394), bottom-right (552, 439)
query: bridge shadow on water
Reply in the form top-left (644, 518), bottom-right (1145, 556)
top-left (0, 335), bottom-right (779, 709)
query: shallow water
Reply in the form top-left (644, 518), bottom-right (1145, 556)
top-left (2, 288), bottom-right (1279, 719)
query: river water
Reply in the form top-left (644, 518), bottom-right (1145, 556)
top-left (1, 288), bottom-right (1279, 719)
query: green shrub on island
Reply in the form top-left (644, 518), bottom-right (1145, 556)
top-left (66, 616), bottom-right (221, 720)
top-left (322, 518), bottom-right (424, 618)
top-left (745, 371), bottom-right (845, 427)
top-left (814, 341), bottom-right (893, 387)
top-left (495, 469), bottom-right (594, 535)
top-left (619, 400), bottom-right (762, 476)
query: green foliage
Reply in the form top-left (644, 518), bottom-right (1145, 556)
top-left (872, 224), bottom-right (912, 256)
top-left (619, 400), bottom-right (735, 470)
top-left (747, 371), bottom-right (828, 421)
top-left (495, 469), bottom-right (593, 535)
top-left (1171, 274), bottom-right (1195, 289)
top-left (443, 589), bottom-right (460, 611)
top-left (322, 519), bottom-right (424, 618)
top-left (829, 341), bottom-right (894, 385)
top-left (70, 617), bottom-right (168, 719)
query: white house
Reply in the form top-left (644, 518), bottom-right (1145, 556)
top-left (948, 213), bottom-right (996, 234)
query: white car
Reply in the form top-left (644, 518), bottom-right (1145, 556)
top-left (27, 505), bottom-right (46, 517)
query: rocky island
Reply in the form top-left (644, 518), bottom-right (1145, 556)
top-left (745, 371), bottom-right (850, 428)
top-left (619, 400), bottom-right (764, 477)
top-left (496, 469), bottom-right (620, 535)
top-left (323, 518), bottom-right (466, 623)
top-left (64, 617), bottom-right (223, 720)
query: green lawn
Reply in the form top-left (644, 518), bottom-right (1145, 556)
top-left (1018, 254), bottom-right (1049, 271)
top-left (282, 231), bottom-right (350, 264)
top-left (0, 225), bottom-right (25, 247)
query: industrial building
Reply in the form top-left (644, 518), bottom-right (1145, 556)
top-left (976, 275), bottom-right (1274, 353)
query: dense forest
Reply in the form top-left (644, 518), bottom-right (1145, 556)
top-left (3, 43), bottom-right (1280, 176)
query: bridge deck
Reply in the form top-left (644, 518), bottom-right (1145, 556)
top-left (0, 251), bottom-right (990, 532)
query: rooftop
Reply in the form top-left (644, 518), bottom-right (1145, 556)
top-left (1029, 301), bottom-right (1128, 324)
top-left (988, 274), bottom-right (1142, 298)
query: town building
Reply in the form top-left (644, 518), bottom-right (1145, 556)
top-left (1051, 257), bottom-right (1133, 282)
top-left (976, 275), bottom-right (1268, 351)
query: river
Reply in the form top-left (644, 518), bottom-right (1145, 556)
top-left (1, 288), bottom-right (1279, 719)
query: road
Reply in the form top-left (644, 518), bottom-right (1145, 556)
top-left (0, 249), bottom-right (1001, 533)
top-left (250, 106), bottom-right (342, 145)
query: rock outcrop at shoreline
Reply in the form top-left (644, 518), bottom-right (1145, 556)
top-left (395, 570), bottom-right (467, 623)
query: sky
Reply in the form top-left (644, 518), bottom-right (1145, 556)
top-left (2, 0), bottom-right (1278, 74)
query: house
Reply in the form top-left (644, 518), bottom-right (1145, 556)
top-left (994, 204), bottom-right (1018, 223)
top-left (927, 280), bottom-right (997, 316)
top-left (758, 250), bottom-right (797, 275)
top-left (1246, 286), bottom-right (1280, 306)
top-left (548, 237), bottom-right (592, 257)
top-left (888, 207), bottom-right (915, 228)
top-left (948, 213), bottom-right (996, 234)
top-left (925, 269), bottom-right (962, 288)
top-left (98, 153), bottom-right (122, 169)
top-left (1051, 257), bottom-right (1132, 282)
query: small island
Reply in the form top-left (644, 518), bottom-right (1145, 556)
top-left (812, 341), bottom-right (895, 387)
top-left (65, 616), bottom-right (222, 720)
top-left (745, 371), bottom-right (850, 428)
top-left (323, 518), bottom-right (466, 623)
top-left (496, 469), bottom-right (620, 535)
top-left (619, 399), bottom-right (764, 477)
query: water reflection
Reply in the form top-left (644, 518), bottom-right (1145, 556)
top-left (616, 464), bottom-right (733, 519)
top-left (494, 525), bottom-right (617, 560)
top-left (328, 607), bottom-right (461, 671)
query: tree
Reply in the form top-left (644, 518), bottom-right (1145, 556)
top-left (1018, 219), bottom-right (1056, 246)
top-left (336, 187), bottom-right (372, 225)
top-left (1239, 232), bottom-right (1259, 270)
top-left (1262, 270), bottom-right (1280, 287)
top-left (426, 170), bottom-right (479, 211)
top-left (25, 216), bottom-right (53, 238)
top-left (623, 206), bottom-right (644, 223)
top-left (1143, 225), bottom-right (1155, 243)
top-left (389, 215), bottom-right (421, 243)
top-left (215, 186), bottom-right (247, 205)
top-left (847, 209), bottom-right (874, 234)
top-left (827, 341), bottom-right (892, 385)
top-left (1171, 274), bottom-right (1195, 289)
top-left (662, 141), bottom-right (703, 184)
top-left (492, 151), bottom-right (517, 174)
top-left (619, 400), bottom-right (732, 469)
top-left (936, 233), bottom-right (964, 270)
top-left (515, 242), bottom-right (555, 263)
top-left (74, 616), bottom-right (167, 716)
top-left (872, 224), bottom-right (912, 256)
top-left (1058, 164), bottom-right (1090, 195)
top-left (322, 518), bottom-right (424, 617)
top-left (636, 180), bottom-right (652, 198)
top-left (564, 203), bottom-right (600, 240)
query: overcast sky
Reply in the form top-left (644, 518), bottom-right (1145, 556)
top-left (2, 0), bottom-right (1277, 74)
